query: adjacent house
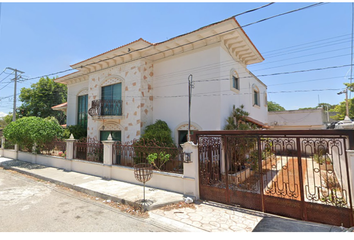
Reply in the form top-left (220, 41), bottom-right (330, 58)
top-left (268, 108), bottom-right (333, 130)
top-left (55, 16), bottom-right (268, 146)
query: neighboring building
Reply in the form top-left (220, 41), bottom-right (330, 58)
top-left (268, 108), bottom-right (331, 130)
top-left (55, 17), bottom-right (268, 146)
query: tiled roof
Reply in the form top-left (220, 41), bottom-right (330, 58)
top-left (70, 38), bottom-right (153, 68)
top-left (52, 102), bottom-right (67, 110)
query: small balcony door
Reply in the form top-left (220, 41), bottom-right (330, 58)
top-left (101, 83), bottom-right (122, 116)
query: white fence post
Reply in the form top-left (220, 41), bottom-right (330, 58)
top-left (1, 137), bottom-right (4, 150)
top-left (0, 137), bottom-right (4, 156)
top-left (14, 144), bottom-right (19, 160)
top-left (65, 134), bottom-right (76, 161)
top-left (102, 134), bottom-right (115, 179)
top-left (346, 150), bottom-right (354, 210)
top-left (181, 141), bottom-right (199, 200)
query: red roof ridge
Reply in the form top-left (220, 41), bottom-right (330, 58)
top-left (52, 102), bottom-right (67, 109)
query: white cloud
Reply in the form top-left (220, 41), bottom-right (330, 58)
top-left (0, 112), bottom-right (7, 118)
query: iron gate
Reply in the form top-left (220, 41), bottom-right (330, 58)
top-left (196, 130), bottom-right (354, 227)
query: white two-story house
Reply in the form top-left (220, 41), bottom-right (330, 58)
top-left (55, 16), bottom-right (268, 146)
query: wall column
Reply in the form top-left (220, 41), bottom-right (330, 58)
top-left (102, 134), bottom-right (115, 179)
top-left (181, 141), bottom-right (199, 199)
top-left (345, 150), bottom-right (354, 213)
top-left (0, 137), bottom-right (4, 157)
top-left (64, 134), bottom-right (76, 171)
top-left (14, 144), bottom-right (19, 160)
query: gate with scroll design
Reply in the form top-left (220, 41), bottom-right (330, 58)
top-left (196, 130), bottom-right (354, 227)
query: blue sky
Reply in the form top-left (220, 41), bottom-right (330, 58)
top-left (0, 1), bottom-right (353, 117)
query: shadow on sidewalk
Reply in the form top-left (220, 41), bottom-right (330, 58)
top-left (0, 159), bottom-right (48, 170)
top-left (252, 216), bottom-right (345, 232)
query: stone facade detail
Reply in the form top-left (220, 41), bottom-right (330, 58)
top-left (85, 60), bottom-right (153, 142)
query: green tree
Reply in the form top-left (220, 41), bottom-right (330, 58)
top-left (3, 116), bottom-right (63, 152)
top-left (62, 124), bottom-right (87, 140)
top-left (267, 101), bottom-right (285, 112)
top-left (331, 98), bottom-right (354, 120)
top-left (18, 77), bottom-right (67, 125)
top-left (331, 82), bottom-right (354, 120)
top-left (299, 103), bottom-right (336, 111)
top-left (224, 105), bottom-right (257, 130)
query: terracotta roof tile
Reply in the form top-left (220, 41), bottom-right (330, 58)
top-left (52, 102), bottom-right (67, 109)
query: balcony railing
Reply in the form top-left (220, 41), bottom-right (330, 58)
top-left (88, 99), bottom-right (123, 117)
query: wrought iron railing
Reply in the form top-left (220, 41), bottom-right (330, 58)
top-left (39, 138), bottom-right (67, 157)
top-left (112, 140), bottom-right (184, 174)
top-left (74, 137), bottom-right (103, 163)
top-left (88, 99), bottom-right (123, 117)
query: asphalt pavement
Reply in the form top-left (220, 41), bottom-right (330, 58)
top-left (0, 156), bottom-right (352, 232)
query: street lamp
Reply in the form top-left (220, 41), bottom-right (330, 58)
top-left (337, 88), bottom-right (349, 119)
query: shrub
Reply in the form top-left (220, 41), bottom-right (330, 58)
top-left (3, 116), bottom-right (63, 152)
top-left (62, 124), bottom-right (87, 140)
top-left (133, 120), bottom-right (177, 169)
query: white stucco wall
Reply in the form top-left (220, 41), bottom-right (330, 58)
top-left (219, 45), bottom-right (268, 129)
top-left (153, 44), bottom-right (222, 142)
top-left (153, 43), bottom-right (268, 142)
top-left (268, 109), bottom-right (326, 130)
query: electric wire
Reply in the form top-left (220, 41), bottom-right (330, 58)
top-left (260, 33), bottom-right (351, 55)
top-left (18, 2), bottom-right (325, 83)
top-left (263, 38), bottom-right (351, 58)
top-left (0, 69), bottom-right (14, 84)
top-left (251, 46), bottom-right (351, 67)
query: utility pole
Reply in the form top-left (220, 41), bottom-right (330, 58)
top-left (338, 88), bottom-right (349, 119)
top-left (188, 74), bottom-right (194, 142)
top-left (6, 67), bottom-right (24, 121)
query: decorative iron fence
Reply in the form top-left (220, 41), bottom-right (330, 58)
top-left (113, 140), bottom-right (184, 174)
top-left (194, 130), bottom-right (354, 228)
top-left (88, 99), bottom-right (123, 117)
top-left (74, 138), bottom-right (103, 163)
top-left (39, 138), bottom-right (67, 157)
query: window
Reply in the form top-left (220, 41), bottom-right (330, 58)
top-left (252, 84), bottom-right (260, 107)
top-left (232, 76), bottom-right (239, 90)
top-left (254, 90), bottom-right (259, 106)
top-left (178, 130), bottom-right (194, 146)
top-left (100, 131), bottom-right (121, 142)
top-left (78, 94), bottom-right (88, 128)
top-left (101, 83), bottom-right (122, 116)
top-left (230, 69), bottom-right (240, 93)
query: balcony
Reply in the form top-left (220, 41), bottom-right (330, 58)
top-left (88, 99), bottom-right (123, 119)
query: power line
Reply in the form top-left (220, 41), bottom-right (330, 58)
top-left (251, 46), bottom-right (350, 67)
top-left (264, 38), bottom-right (351, 59)
top-left (260, 33), bottom-right (351, 55)
top-left (19, 2), bottom-right (325, 83)
top-left (0, 69), bottom-right (14, 83)
top-left (0, 81), bottom-right (11, 91)
top-left (251, 53), bottom-right (351, 72)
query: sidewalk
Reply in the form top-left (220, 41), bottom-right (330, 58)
top-left (0, 156), bottom-right (351, 232)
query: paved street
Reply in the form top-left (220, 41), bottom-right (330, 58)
top-left (0, 158), bottom-right (351, 233)
top-left (0, 168), bottom-right (183, 232)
